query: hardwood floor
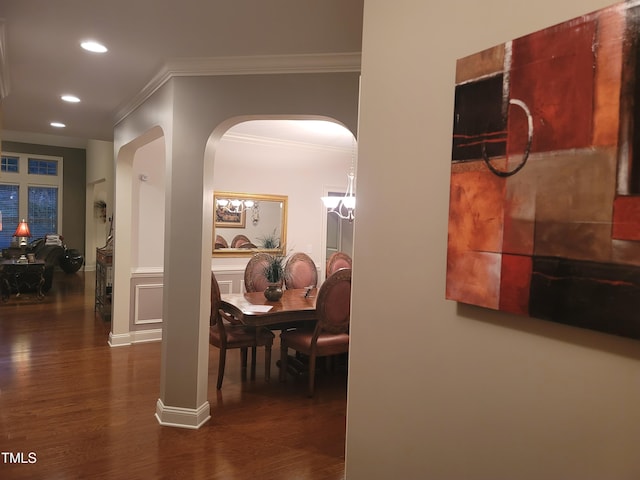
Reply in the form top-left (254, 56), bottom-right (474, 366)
top-left (0, 271), bottom-right (347, 479)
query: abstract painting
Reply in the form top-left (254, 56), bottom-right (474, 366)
top-left (447, 1), bottom-right (640, 339)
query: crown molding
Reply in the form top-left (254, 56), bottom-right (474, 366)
top-left (115, 52), bottom-right (361, 126)
top-left (0, 20), bottom-right (10, 99)
top-left (222, 131), bottom-right (351, 153)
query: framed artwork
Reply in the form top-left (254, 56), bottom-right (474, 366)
top-left (446, 1), bottom-right (640, 340)
top-left (215, 206), bottom-right (246, 228)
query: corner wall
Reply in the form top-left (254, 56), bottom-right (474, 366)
top-left (345, 1), bottom-right (640, 478)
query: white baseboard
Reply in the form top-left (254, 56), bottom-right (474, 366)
top-left (108, 328), bottom-right (162, 347)
top-left (155, 398), bottom-right (211, 429)
top-left (108, 331), bottom-right (132, 347)
top-left (131, 328), bottom-right (162, 343)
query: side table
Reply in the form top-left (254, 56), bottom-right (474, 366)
top-left (0, 259), bottom-right (47, 301)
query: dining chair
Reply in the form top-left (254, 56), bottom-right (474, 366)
top-left (279, 268), bottom-right (351, 396)
top-left (284, 252), bottom-right (318, 290)
top-left (215, 234), bottom-right (228, 249)
top-left (326, 251), bottom-right (352, 277)
top-left (244, 252), bottom-right (272, 292)
top-left (231, 234), bottom-right (252, 248)
top-left (209, 272), bottom-right (274, 389)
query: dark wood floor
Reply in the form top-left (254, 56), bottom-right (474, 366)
top-left (0, 271), bottom-right (347, 480)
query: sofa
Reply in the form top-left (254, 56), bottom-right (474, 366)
top-left (26, 238), bottom-right (66, 292)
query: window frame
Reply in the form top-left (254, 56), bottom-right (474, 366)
top-left (0, 152), bottom-right (64, 242)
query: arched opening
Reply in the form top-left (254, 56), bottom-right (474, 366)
top-left (210, 117), bottom-right (356, 283)
top-left (110, 126), bottom-right (165, 346)
top-left (111, 118), bottom-right (356, 343)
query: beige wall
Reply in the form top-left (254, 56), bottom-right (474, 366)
top-left (345, 1), bottom-right (640, 479)
top-left (85, 139), bottom-right (114, 268)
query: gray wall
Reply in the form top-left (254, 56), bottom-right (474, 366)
top-left (2, 141), bottom-right (86, 255)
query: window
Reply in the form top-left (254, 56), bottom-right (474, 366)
top-left (1, 155), bottom-right (19, 173)
top-left (29, 186), bottom-right (59, 240)
top-left (0, 152), bottom-right (63, 249)
top-left (0, 184), bottom-right (19, 248)
top-left (28, 158), bottom-right (58, 176)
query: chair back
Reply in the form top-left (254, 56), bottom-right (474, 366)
top-left (284, 252), bottom-right (318, 289)
top-left (210, 272), bottom-right (222, 326)
top-left (244, 252), bottom-right (272, 292)
top-left (316, 268), bottom-right (351, 334)
top-left (231, 234), bottom-right (252, 248)
top-left (215, 235), bottom-right (228, 249)
top-left (326, 252), bottom-right (352, 277)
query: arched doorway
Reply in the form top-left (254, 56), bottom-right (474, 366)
top-left (213, 118), bottom-right (355, 283)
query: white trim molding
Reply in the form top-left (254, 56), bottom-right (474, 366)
top-left (155, 399), bottom-right (211, 429)
top-left (222, 131), bottom-right (351, 154)
top-left (108, 331), bottom-right (132, 347)
top-left (115, 52), bottom-right (361, 126)
top-left (131, 328), bottom-right (162, 343)
top-left (134, 283), bottom-right (163, 325)
top-left (108, 328), bottom-right (162, 346)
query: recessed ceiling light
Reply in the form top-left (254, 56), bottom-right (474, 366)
top-left (61, 94), bottom-right (81, 103)
top-left (50, 122), bottom-right (66, 128)
top-left (80, 41), bottom-right (108, 53)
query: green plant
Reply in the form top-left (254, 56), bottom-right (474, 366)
top-left (263, 253), bottom-right (286, 284)
top-left (257, 229), bottom-right (280, 249)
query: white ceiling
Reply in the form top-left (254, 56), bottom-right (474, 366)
top-left (0, 0), bottom-right (363, 145)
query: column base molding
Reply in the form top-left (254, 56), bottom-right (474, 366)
top-left (108, 331), bottom-right (132, 347)
top-left (155, 399), bottom-right (211, 429)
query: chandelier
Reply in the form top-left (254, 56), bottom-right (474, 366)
top-left (321, 141), bottom-right (357, 222)
top-left (216, 198), bottom-right (255, 213)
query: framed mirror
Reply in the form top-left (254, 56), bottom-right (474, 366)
top-left (212, 192), bottom-right (288, 257)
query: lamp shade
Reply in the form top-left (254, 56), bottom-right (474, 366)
top-left (13, 219), bottom-right (31, 238)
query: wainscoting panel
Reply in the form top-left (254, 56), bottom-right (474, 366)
top-left (129, 271), bottom-right (164, 343)
top-left (134, 283), bottom-right (163, 325)
top-left (127, 268), bottom-right (245, 344)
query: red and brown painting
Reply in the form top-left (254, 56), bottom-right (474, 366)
top-left (447, 1), bottom-right (640, 339)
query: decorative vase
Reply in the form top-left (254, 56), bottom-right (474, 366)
top-left (264, 283), bottom-right (283, 301)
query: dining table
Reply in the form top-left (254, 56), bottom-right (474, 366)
top-left (220, 287), bottom-right (318, 330)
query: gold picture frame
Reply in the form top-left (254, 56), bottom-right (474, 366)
top-left (215, 205), bottom-right (246, 228)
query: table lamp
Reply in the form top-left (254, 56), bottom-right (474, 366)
top-left (13, 219), bottom-right (31, 247)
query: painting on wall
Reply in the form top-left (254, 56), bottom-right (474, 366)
top-left (446, 1), bottom-right (640, 340)
top-left (215, 206), bottom-right (246, 228)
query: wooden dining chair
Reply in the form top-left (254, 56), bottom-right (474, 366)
top-left (231, 234), bottom-right (252, 248)
top-left (279, 268), bottom-right (351, 397)
top-left (284, 252), bottom-right (318, 290)
top-left (215, 234), bottom-right (228, 249)
top-left (326, 251), bottom-right (352, 278)
top-left (244, 252), bottom-right (272, 292)
top-left (209, 272), bottom-right (274, 389)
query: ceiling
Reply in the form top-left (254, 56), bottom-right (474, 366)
top-left (0, 0), bottom-right (363, 146)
